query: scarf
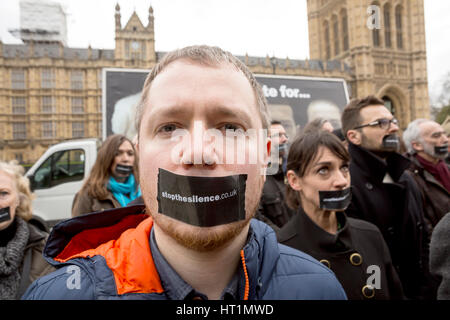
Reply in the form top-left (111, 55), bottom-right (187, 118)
top-left (107, 174), bottom-right (142, 207)
top-left (416, 154), bottom-right (450, 193)
top-left (0, 217), bottom-right (30, 300)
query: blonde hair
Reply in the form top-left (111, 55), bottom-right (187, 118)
top-left (135, 45), bottom-right (271, 135)
top-left (0, 160), bottom-right (35, 221)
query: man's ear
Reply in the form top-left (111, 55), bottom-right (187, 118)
top-left (286, 170), bottom-right (302, 192)
top-left (411, 141), bottom-right (423, 152)
top-left (347, 129), bottom-right (361, 145)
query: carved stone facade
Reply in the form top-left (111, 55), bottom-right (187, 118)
top-left (0, 1), bottom-right (429, 164)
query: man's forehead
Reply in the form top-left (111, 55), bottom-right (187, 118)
top-left (271, 124), bottom-right (286, 131)
top-left (420, 121), bottom-right (443, 136)
top-left (360, 104), bottom-right (392, 121)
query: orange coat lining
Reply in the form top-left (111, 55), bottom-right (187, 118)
top-left (55, 216), bottom-right (164, 295)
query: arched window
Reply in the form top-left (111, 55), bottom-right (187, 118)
top-left (332, 15), bottom-right (339, 56)
top-left (382, 96), bottom-right (395, 116)
top-left (341, 9), bottom-right (349, 51)
top-left (395, 5), bottom-right (403, 49)
top-left (324, 20), bottom-right (331, 60)
top-left (371, 2), bottom-right (381, 47)
top-left (384, 4), bottom-right (392, 48)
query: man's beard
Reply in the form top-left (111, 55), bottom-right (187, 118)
top-left (148, 175), bottom-right (264, 252)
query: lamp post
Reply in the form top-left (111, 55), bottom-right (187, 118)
top-left (270, 56), bottom-right (277, 74)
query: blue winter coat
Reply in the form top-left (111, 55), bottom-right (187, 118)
top-left (22, 205), bottom-right (347, 300)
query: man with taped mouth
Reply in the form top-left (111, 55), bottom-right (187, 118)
top-left (23, 45), bottom-right (346, 300)
top-left (341, 96), bottom-right (437, 300)
top-left (402, 119), bottom-right (450, 235)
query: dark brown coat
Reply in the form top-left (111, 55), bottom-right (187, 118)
top-left (71, 188), bottom-right (120, 217)
top-left (404, 154), bottom-right (450, 235)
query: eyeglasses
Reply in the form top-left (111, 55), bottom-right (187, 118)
top-left (353, 118), bottom-right (398, 130)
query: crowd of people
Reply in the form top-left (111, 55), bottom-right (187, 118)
top-left (0, 45), bottom-right (449, 300)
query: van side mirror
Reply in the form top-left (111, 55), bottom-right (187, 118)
top-left (28, 175), bottom-right (36, 192)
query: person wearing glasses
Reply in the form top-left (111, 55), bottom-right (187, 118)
top-left (403, 119), bottom-right (450, 235)
top-left (255, 121), bottom-right (296, 229)
top-left (341, 96), bottom-right (437, 300)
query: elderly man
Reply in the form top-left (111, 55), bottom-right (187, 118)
top-left (403, 119), bottom-right (450, 234)
top-left (341, 95), bottom-right (437, 300)
top-left (23, 45), bottom-right (346, 300)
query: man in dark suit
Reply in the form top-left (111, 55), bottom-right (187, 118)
top-left (341, 95), bottom-right (437, 300)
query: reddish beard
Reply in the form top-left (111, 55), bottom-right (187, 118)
top-left (152, 213), bottom-right (253, 252)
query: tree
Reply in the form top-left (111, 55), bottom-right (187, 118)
top-left (435, 105), bottom-right (450, 124)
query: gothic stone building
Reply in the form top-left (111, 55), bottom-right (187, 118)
top-left (0, 0), bottom-right (429, 164)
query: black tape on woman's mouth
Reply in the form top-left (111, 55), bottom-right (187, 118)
top-left (0, 207), bottom-right (11, 223)
top-left (319, 187), bottom-right (352, 211)
top-left (115, 164), bottom-right (133, 176)
top-left (157, 168), bottom-right (247, 227)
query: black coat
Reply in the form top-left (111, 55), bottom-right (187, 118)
top-left (277, 208), bottom-right (404, 300)
top-left (255, 171), bottom-right (296, 229)
top-left (346, 143), bottom-right (438, 299)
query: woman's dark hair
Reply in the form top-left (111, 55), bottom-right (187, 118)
top-left (285, 130), bottom-right (350, 210)
top-left (82, 134), bottom-right (139, 199)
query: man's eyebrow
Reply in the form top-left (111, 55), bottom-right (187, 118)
top-left (146, 105), bottom-right (192, 120)
top-left (206, 105), bottom-right (253, 127)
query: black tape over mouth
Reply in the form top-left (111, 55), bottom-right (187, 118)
top-left (382, 134), bottom-right (399, 151)
top-left (435, 145), bottom-right (448, 156)
top-left (157, 168), bottom-right (247, 227)
top-left (0, 206), bottom-right (11, 223)
top-left (115, 164), bottom-right (133, 176)
top-left (319, 187), bottom-right (352, 211)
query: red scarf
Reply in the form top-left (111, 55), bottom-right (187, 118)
top-left (416, 154), bottom-right (450, 193)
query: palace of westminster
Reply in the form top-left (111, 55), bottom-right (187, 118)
top-left (0, 0), bottom-right (429, 164)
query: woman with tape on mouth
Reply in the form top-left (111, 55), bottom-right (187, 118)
top-left (277, 130), bottom-right (405, 300)
top-left (72, 134), bottom-right (141, 217)
top-left (0, 161), bottom-right (55, 299)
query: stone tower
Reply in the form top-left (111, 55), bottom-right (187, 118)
top-left (114, 3), bottom-right (156, 68)
top-left (306, 0), bottom-right (430, 128)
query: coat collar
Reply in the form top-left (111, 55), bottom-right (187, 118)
top-left (279, 207), bottom-right (354, 253)
top-left (348, 143), bottom-right (411, 182)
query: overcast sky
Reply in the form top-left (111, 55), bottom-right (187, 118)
top-left (1, 0), bottom-right (449, 103)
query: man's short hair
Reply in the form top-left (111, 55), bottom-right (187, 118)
top-left (403, 118), bottom-right (430, 154)
top-left (135, 45), bottom-right (271, 135)
top-left (271, 120), bottom-right (282, 126)
top-left (341, 95), bottom-right (385, 139)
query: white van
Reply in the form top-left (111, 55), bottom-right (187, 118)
top-left (26, 139), bottom-right (100, 226)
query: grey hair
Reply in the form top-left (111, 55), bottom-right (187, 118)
top-left (135, 45), bottom-right (271, 136)
top-left (402, 119), bottom-right (430, 154)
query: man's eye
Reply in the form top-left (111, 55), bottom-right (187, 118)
top-left (318, 167), bottom-right (329, 175)
top-left (0, 191), bottom-right (8, 197)
top-left (223, 123), bottom-right (240, 131)
top-left (158, 124), bottom-right (178, 133)
top-left (341, 165), bottom-right (349, 173)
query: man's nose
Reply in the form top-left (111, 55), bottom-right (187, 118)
top-left (180, 121), bottom-right (218, 166)
top-left (388, 121), bottom-right (399, 133)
